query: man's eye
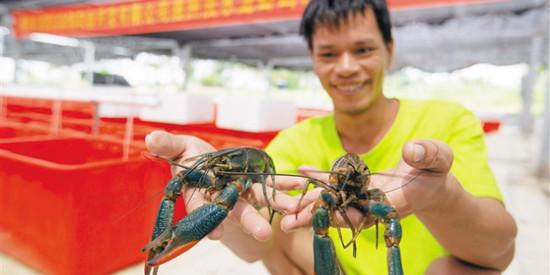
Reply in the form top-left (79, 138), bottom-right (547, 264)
top-left (356, 48), bottom-right (373, 55)
top-left (319, 52), bottom-right (336, 58)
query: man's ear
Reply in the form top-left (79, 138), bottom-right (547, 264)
top-left (385, 40), bottom-right (394, 71)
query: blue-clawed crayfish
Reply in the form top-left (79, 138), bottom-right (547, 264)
top-left (142, 147), bottom-right (415, 275)
top-left (142, 147), bottom-right (279, 275)
top-left (298, 153), bottom-right (412, 275)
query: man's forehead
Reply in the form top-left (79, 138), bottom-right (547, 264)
top-left (311, 11), bottom-right (381, 46)
top-left (313, 9), bottom-right (377, 34)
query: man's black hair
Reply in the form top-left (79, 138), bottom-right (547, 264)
top-left (299, 0), bottom-right (393, 50)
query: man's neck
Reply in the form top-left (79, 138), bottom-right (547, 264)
top-left (334, 97), bottom-right (399, 155)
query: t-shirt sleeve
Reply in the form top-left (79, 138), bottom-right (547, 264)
top-left (448, 108), bottom-right (503, 202)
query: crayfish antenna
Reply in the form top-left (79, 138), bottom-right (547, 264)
top-left (375, 220), bottom-right (379, 250)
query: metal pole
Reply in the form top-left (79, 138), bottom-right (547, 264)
top-left (520, 35), bottom-right (543, 135)
top-left (537, 65), bottom-right (550, 179)
top-left (50, 100), bottom-right (62, 136)
top-left (13, 40), bottom-right (21, 84)
top-left (0, 34), bottom-right (4, 57)
top-left (122, 115), bottom-right (134, 161)
top-left (263, 60), bottom-right (274, 95)
top-left (91, 101), bottom-right (100, 136)
top-left (536, 6), bottom-right (550, 179)
top-left (82, 41), bottom-right (95, 85)
top-left (178, 44), bottom-right (193, 91)
top-left (0, 96), bottom-right (5, 121)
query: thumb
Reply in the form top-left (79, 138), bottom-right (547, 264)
top-left (402, 140), bottom-right (453, 173)
top-left (145, 130), bottom-right (185, 160)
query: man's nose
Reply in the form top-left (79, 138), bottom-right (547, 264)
top-left (334, 52), bottom-right (359, 76)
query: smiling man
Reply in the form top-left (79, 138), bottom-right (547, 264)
top-left (263, 1), bottom-right (517, 274)
top-left (146, 0), bottom-right (517, 274)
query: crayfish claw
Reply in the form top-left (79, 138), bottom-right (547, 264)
top-left (142, 228), bottom-right (172, 253)
top-left (144, 264), bottom-right (159, 275)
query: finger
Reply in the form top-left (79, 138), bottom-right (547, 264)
top-left (248, 185), bottom-right (299, 214)
top-left (267, 175), bottom-right (309, 191)
top-left (183, 188), bottom-right (210, 213)
top-left (145, 130), bottom-right (215, 161)
top-left (280, 202), bottom-right (314, 232)
top-left (402, 140), bottom-right (453, 173)
top-left (298, 165), bottom-right (330, 183)
top-left (145, 130), bottom-right (186, 159)
top-left (293, 188), bottom-right (323, 213)
top-left (207, 224), bottom-right (224, 240)
top-left (228, 199), bottom-right (272, 241)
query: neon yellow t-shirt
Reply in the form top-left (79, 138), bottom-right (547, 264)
top-left (265, 99), bottom-right (502, 275)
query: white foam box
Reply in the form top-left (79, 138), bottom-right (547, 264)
top-left (139, 93), bottom-right (214, 124)
top-left (215, 96), bottom-right (297, 132)
top-left (97, 103), bottom-right (143, 118)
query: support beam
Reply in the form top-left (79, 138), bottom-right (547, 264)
top-left (520, 30), bottom-right (544, 135)
top-left (177, 44), bottom-right (193, 91)
top-left (536, 6), bottom-right (550, 179)
top-left (82, 41), bottom-right (95, 85)
top-left (13, 41), bottom-right (22, 84)
top-left (537, 62), bottom-right (549, 179)
top-left (0, 34), bottom-right (4, 57)
top-left (257, 60), bottom-right (274, 95)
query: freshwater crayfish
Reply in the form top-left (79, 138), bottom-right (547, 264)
top-left (297, 153), bottom-right (415, 275)
top-left (142, 147), bottom-right (278, 275)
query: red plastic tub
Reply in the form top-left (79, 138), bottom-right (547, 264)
top-left (5, 97), bottom-right (96, 119)
top-left (0, 136), bottom-right (176, 275)
top-left (482, 120), bottom-right (501, 134)
top-left (97, 118), bottom-right (279, 149)
top-left (0, 123), bottom-right (50, 140)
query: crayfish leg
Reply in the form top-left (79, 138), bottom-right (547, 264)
top-left (312, 206), bottom-right (341, 275)
top-left (312, 191), bottom-right (341, 275)
top-left (365, 201), bottom-right (403, 275)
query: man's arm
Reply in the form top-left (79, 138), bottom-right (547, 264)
top-left (415, 177), bottom-right (517, 270)
top-left (401, 140), bottom-right (517, 271)
top-left (281, 140), bottom-right (517, 271)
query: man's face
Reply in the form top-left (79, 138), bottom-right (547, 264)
top-left (311, 8), bottom-right (393, 115)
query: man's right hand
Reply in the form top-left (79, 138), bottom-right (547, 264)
top-left (145, 130), bottom-right (297, 261)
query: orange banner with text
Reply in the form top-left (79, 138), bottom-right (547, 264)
top-left (12, 0), bottom-right (502, 38)
top-left (13, 0), bottom-right (309, 38)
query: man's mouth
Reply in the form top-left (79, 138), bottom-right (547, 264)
top-left (331, 81), bottom-right (367, 95)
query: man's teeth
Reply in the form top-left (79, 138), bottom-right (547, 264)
top-left (337, 84), bottom-right (363, 92)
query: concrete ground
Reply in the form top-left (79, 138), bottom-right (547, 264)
top-left (0, 122), bottom-right (548, 275)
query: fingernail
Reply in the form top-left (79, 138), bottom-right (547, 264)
top-left (145, 133), bottom-right (152, 144)
top-left (413, 143), bottom-right (425, 162)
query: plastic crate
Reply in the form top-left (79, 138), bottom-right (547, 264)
top-left (174, 123), bottom-right (278, 149)
top-left (0, 136), bottom-right (181, 275)
top-left (0, 123), bottom-right (50, 140)
top-left (5, 97), bottom-right (95, 119)
top-left (482, 120), bottom-right (501, 134)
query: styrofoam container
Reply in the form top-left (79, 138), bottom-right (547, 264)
top-left (139, 93), bottom-right (215, 124)
top-left (98, 103), bottom-right (143, 118)
top-left (215, 96), bottom-right (297, 132)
